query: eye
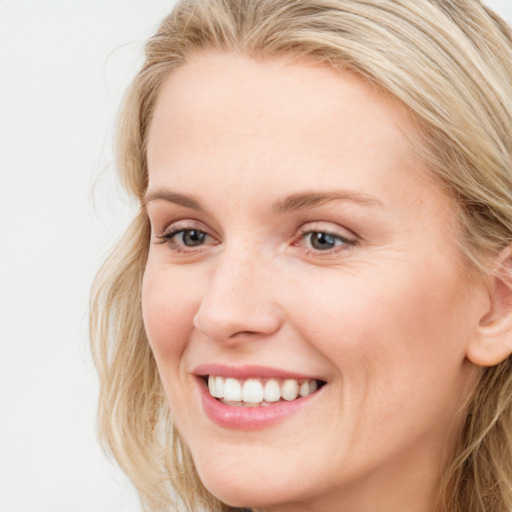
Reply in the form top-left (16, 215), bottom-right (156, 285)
top-left (304, 231), bottom-right (344, 251)
top-left (155, 223), bottom-right (217, 252)
top-left (296, 226), bottom-right (357, 255)
top-left (172, 229), bottom-right (208, 247)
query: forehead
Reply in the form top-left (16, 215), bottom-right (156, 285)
top-left (148, 53), bottom-right (416, 160)
top-left (146, 51), bottom-right (439, 213)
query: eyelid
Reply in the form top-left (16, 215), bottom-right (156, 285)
top-left (153, 218), bottom-right (219, 251)
top-left (156, 218), bottom-right (211, 238)
top-left (296, 221), bottom-right (357, 242)
top-left (293, 221), bottom-right (358, 256)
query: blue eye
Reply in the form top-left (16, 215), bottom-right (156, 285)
top-left (157, 228), bottom-right (211, 249)
top-left (174, 229), bottom-right (207, 247)
top-left (308, 232), bottom-right (339, 250)
top-left (302, 231), bottom-right (353, 252)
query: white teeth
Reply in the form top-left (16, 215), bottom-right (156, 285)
top-left (208, 377), bottom-right (216, 397)
top-left (243, 379), bottom-right (264, 403)
top-left (207, 375), bottom-right (321, 406)
top-left (214, 376), bottom-right (224, 398)
top-left (281, 379), bottom-right (299, 401)
top-left (224, 378), bottom-right (242, 401)
top-left (208, 376), bottom-right (225, 398)
top-left (299, 381), bottom-right (310, 397)
top-left (264, 379), bottom-right (281, 402)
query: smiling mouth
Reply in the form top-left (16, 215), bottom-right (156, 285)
top-left (202, 375), bottom-right (326, 407)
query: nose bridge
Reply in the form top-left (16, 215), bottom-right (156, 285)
top-left (211, 243), bottom-right (259, 308)
top-left (193, 241), bottom-right (281, 342)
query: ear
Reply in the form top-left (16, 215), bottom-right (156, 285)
top-left (466, 247), bottom-right (512, 367)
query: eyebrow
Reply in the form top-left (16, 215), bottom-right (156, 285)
top-left (271, 190), bottom-right (385, 213)
top-left (144, 188), bottom-right (384, 212)
top-left (144, 190), bottom-right (204, 211)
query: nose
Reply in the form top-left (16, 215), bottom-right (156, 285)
top-left (193, 247), bottom-right (283, 344)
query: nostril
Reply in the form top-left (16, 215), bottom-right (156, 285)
top-left (228, 330), bottom-right (261, 339)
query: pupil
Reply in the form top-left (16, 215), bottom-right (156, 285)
top-left (183, 230), bottom-right (205, 246)
top-left (311, 232), bottom-right (336, 250)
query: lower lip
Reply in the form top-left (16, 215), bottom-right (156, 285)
top-left (197, 378), bottom-right (322, 430)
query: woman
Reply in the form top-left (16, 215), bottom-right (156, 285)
top-left (90, 1), bottom-right (512, 511)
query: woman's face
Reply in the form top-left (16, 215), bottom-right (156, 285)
top-left (143, 53), bottom-right (483, 512)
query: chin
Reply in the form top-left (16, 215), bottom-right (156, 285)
top-left (201, 477), bottom-right (292, 510)
top-left (193, 451), bottom-right (308, 509)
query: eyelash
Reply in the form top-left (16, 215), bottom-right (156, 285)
top-left (156, 226), bottom-right (215, 253)
top-left (296, 230), bottom-right (356, 255)
top-left (154, 223), bottom-right (357, 256)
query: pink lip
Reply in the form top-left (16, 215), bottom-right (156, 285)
top-left (194, 368), bottom-right (325, 430)
top-left (193, 363), bottom-right (323, 381)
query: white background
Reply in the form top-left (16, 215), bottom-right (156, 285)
top-left (0, 1), bottom-right (511, 511)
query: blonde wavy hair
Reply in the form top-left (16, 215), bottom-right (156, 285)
top-left (90, 1), bottom-right (512, 511)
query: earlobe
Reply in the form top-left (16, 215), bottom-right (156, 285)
top-left (466, 247), bottom-right (512, 367)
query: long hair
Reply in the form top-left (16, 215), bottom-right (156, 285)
top-left (90, 1), bottom-right (512, 510)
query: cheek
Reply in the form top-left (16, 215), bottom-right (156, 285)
top-left (141, 261), bottom-right (199, 363)
top-left (284, 264), bottom-right (473, 410)
top-left (281, 269), bottom-right (475, 464)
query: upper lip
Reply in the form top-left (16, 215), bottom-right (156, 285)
top-left (193, 363), bottom-right (326, 381)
